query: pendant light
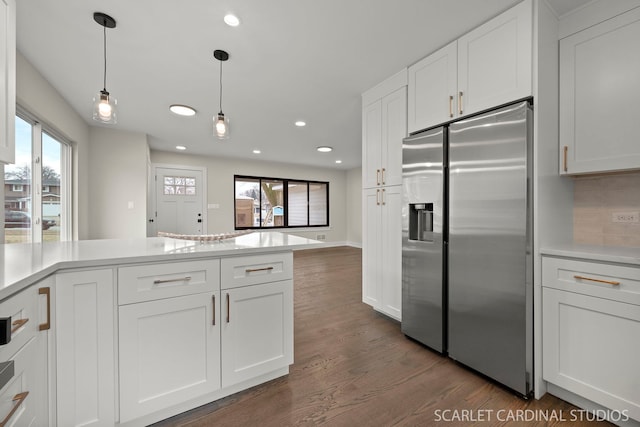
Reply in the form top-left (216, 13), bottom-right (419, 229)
top-left (92, 12), bottom-right (117, 124)
top-left (213, 50), bottom-right (230, 140)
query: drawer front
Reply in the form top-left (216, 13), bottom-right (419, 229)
top-left (118, 259), bottom-right (220, 305)
top-left (0, 337), bottom-right (39, 427)
top-left (221, 252), bottom-right (293, 290)
top-left (542, 257), bottom-right (640, 305)
top-left (0, 287), bottom-right (38, 361)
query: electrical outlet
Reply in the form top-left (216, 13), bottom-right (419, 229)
top-left (316, 234), bottom-right (326, 241)
top-left (611, 212), bottom-right (639, 223)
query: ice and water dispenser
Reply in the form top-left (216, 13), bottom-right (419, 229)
top-left (409, 203), bottom-right (434, 242)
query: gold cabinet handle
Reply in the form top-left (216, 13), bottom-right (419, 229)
top-left (574, 275), bottom-right (620, 286)
top-left (458, 91), bottom-right (464, 115)
top-left (376, 189), bottom-right (380, 206)
top-left (226, 294), bottom-right (230, 323)
top-left (449, 95), bottom-right (454, 118)
top-left (11, 318), bottom-right (28, 335)
top-left (381, 168), bottom-right (386, 185)
top-left (376, 169), bottom-right (380, 186)
top-left (39, 287), bottom-right (51, 331)
top-left (245, 267), bottom-right (274, 273)
top-left (153, 276), bottom-right (191, 285)
top-left (0, 392), bottom-right (29, 427)
top-left (563, 146), bottom-right (568, 172)
top-left (212, 295), bottom-right (216, 326)
top-left (382, 188), bottom-right (386, 206)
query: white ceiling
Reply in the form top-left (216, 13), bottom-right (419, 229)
top-left (16, 0), bottom-right (584, 170)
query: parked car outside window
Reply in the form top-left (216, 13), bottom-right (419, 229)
top-left (4, 211), bottom-right (55, 230)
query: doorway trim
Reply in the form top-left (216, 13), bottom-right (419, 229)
top-left (148, 163), bottom-right (208, 237)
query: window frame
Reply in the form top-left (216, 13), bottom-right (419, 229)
top-left (234, 174), bottom-right (329, 230)
top-left (5, 107), bottom-right (73, 243)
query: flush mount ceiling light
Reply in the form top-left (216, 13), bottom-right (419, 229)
top-left (252, 149), bottom-right (261, 154)
top-left (175, 145), bottom-right (187, 150)
top-left (317, 146), bottom-right (333, 152)
top-left (213, 49), bottom-right (230, 140)
top-left (92, 12), bottom-right (118, 124)
top-left (295, 121), bottom-right (306, 127)
top-left (335, 160), bottom-right (342, 164)
top-left (169, 104), bottom-right (196, 116)
top-left (224, 14), bottom-right (240, 27)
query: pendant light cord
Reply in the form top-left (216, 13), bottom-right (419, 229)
top-left (219, 60), bottom-right (223, 113)
top-left (103, 23), bottom-right (107, 91)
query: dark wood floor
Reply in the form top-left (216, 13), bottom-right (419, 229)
top-left (154, 246), bottom-right (610, 426)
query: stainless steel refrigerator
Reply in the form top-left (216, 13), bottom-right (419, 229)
top-left (402, 100), bottom-right (533, 396)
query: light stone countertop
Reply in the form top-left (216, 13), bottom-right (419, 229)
top-left (540, 243), bottom-right (640, 266)
top-left (0, 232), bottom-right (324, 300)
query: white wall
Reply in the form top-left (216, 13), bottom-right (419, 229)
top-left (88, 127), bottom-right (149, 239)
top-left (15, 51), bottom-right (91, 239)
top-left (150, 150), bottom-right (354, 244)
top-left (346, 167), bottom-right (362, 247)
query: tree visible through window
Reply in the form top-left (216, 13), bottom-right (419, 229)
top-left (234, 175), bottom-right (329, 229)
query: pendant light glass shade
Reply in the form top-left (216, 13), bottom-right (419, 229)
top-left (93, 12), bottom-right (117, 124)
top-left (213, 50), bottom-right (230, 140)
top-left (215, 112), bottom-right (230, 139)
top-left (93, 89), bottom-right (117, 124)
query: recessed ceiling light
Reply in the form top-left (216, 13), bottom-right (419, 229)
top-left (224, 14), bottom-right (240, 27)
top-left (295, 121), bottom-right (306, 127)
top-left (176, 145), bottom-right (187, 150)
top-left (253, 149), bottom-right (261, 154)
top-left (169, 105), bottom-right (196, 116)
top-left (335, 160), bottom-right (342, 164)
top-left (317, 146), bottom-right (333, 152)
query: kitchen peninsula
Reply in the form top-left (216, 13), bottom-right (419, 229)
top-left (0, 232), bottom-right (322, 427)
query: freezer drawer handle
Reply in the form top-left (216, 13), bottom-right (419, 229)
top-left (0, 392), bottom-right (29, 427)
top-left (153, 276), bottom-right (192, 285)
top-left (573, 275), bottom-right (620, 286)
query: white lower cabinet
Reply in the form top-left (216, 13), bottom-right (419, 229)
top-left (221, 280), bottom-right (293, 388)
top-left (118, 292), bottom-right (220, 423)
top-left (362, 186), bottom-right (402, 320)
top-left (542, 256), bottom-right (640, 422)
top-left (55, 269), bottom-right (115, 427)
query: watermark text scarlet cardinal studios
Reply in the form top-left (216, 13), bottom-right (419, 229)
top-left (433, 408), bottom-right (630, 423)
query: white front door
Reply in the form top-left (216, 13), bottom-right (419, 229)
top-left (153, 166), bottom-right (205, 235)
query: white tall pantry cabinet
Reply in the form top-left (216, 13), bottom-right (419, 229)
top-left (361, 70), bottom-right (406, 321)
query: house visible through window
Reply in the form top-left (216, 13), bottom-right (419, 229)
top-left (4, 113), bottom-right (71, 244)
top-left (234, 175), bottom-right (329, 229)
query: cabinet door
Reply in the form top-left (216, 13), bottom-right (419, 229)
top-left (380, 186), bottom-right (402, 320)
top-left (221, 280), bottom-right (293, 388)
top-left (457, 0), bottom-right (532, 116)
top-left (362, 188), bottom-right (381, 309)
top-left (56, 269), bottom-right (115, 427)
top-left (0, 0), bottom-right (16, 164)
top-left (543, 288), bottom-right (640, 420)
top-left (118, 292), bottom-right (220, 423)
top-left (381, 87), bottom-right (407, 187)
top-left (407, 41), bottom-right (457, 133)
top-left (560, 7), bottom-right (640, 175)
top-left (362, 100), bottom-right (383, 189)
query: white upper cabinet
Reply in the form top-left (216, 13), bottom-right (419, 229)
top-left (0, 0), bottom-right (16, 164)
top-left (457, 0), bottom-right (532, 116)
top-left (407, 41), bottom-right (457, 134)
top-left (407, 0), bottom-right (532, 132)
top-left (362, 70), bottom-right (407, 189)
top-left (560, 6), bottom-right (640, 175)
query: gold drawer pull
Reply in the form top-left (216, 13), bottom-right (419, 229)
top-left (153, 276), bottom-right (192, 285)
top-left (574, 275), bottom-right (620, 286)
top-left (0, 392), bottom-right (29, 427)
top-left (245, 267), bottom-right (274, 273)
top-left (11, 318), bottom-right (28, 335)
top-left (39, 287), bottom-right (51, 331)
